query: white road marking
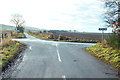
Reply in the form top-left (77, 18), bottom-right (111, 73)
top-left (56, 43), bottom-right (62, 62)
top-left (62, 75), bottom-right (66, 80)
top-left (29, 46), bottom-right (32, 50)
top-left (56, 43), bottom-right (58, 47)
top-left (57, 49), bottom-right (62, 62)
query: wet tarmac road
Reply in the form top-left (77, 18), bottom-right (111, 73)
top-left (7, 33), bottom-right (118, 78)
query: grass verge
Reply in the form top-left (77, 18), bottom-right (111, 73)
top-left (0, 39), bottom-right (26, 71)
top-left (26, 31), bottom-right (52, 39)
top-left (85, 42), bottom-right (120, 74)
top-left (11, 32), bottom-right (26, 38)
top-left (52, 39), bottom-right (99, 43)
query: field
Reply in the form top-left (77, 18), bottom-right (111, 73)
top-left (53, 32), bottom-right (112, 41)
top-left (26, 31), bottom-right (112, 43)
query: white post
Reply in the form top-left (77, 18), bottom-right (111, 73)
top-left (102, 30), bottom-right (104, 43)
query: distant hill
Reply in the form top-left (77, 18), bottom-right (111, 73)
top-left (24, 26), bottom-right (41, 31)
top-left (0, 24), bottom-right (15, 30)
top-left (0, 24), bottom-right (41, 31)
top-left (48, 30), bottom-right (69, 33)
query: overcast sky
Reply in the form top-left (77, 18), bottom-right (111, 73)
top-left (0, 0), bottom-right (112, 32)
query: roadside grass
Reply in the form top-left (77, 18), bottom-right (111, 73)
top-left (12, 33), bottom-right (26, 38)
top-left (9, 31), bottom-right (26, 38)
top-left (53, 39), bottom-right (99, 43)
top-left (26, 31), bottom-right (99, 43)
top-left (1, 31), bottom-right (26, 39)
top-left (85, 42), bottom-right (120, 74)
top-left (0, 39), bottom-right (26, 71)
top-left (26, 31), bottom-right (53, 39)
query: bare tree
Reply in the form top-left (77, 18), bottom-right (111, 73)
top-left (10, 14), bottom-right (25, 27)
top-left (10, 14), bottom-right (25, 33)
top-left (103, 0), bottom-right (120, 33)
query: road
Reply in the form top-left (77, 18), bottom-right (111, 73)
top-left (9, 33), bottom-right (118, 78)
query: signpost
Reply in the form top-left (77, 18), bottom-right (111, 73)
top-left (99, 28), bottom-right (107, 43)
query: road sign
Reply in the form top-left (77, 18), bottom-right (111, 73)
top-left (99, 28), bottom-right (107, 31)
top-left (99, 28), bottom-right (107, 43)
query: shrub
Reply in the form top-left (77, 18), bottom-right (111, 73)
top-left (16, 26), bottom-right (24, 33)
top-left (106, 34), bottom-right (120, 49)
top-left (57, 34), bottom-right (69, 40)
top-left (48, 34), bottom-right (54, 39)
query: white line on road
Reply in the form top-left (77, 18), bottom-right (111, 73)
top-left (56, 43), bottom-right (62, 62)
top-left (62, 75), bottom-right (66, 80)
top-left (29, 46), bottom-right (32, 50)
top-left (57, 49), bottom-right (62, 62)
top-left (56, 43), bottom-right (58, 47)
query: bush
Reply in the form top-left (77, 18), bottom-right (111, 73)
top-left (106, 34), bottom-right (120, 49)
top-left (57, 34), bottom-right (69, 40)
top-left (48, 34), bottom-right (54, 39)
top-left (16, 26), bottom-right (24, 33)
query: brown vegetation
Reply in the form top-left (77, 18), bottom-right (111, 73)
top-left (0, 39), bottom-right (26, 71)
top-left (0, 31), bottom-right (26, 42)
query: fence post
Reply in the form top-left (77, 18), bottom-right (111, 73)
top-left (4, 33), bottom-right (7, 38)
top-left (2, 34), bottom-right (4, 39)
top-left (11, 32), bottom-right (13, 36)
